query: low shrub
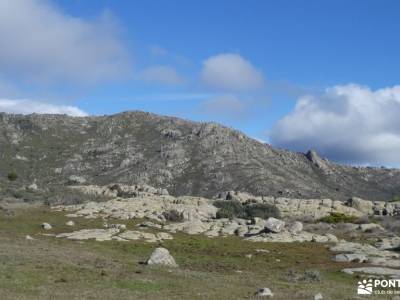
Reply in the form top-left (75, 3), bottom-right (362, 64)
top-left (7, 171), bottom-right (18, 181)
top-left (214, 200), bottom-right (246, 219)
top-left (163, 209), bottom-right (184, 222)
top-left (214, 201), bottom-right (280, 220)
top-left (244, 203), bottom-right (280, 219)
top-left (318, 212), bottom-right (358, 224)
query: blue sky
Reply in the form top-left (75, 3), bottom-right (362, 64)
top-left (1, 0), bottom-right (400, 165)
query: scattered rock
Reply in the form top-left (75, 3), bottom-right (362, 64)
top-left (265, 217), bottom-right (285, 233)
top-left (66, 220), bottom-right (75, 226)
top-left (108, 224), bottom-right (127, 231)
top-left (56, 229), bottom-right (119, 241)
top-left (156, 232), bottom-right (173, 240)
top-left (342, 267), bottom-right (400, 278)
top-left (68, 175), bottom-right (87, 185)
top-left (333, 253), bottom-right (368, 263)
top-left (146, 247), bottom-right (178, 267)
top-left (255, 249), bottom-right (270, 253)
top-left (287, 269), bottom-right (321, 282)
top-left (137, 221), bottom-right (163, 229)
top-left (42, 223), bottom-right (52, 230)
top-left (358, 223), bottom-right (384, 232)
top-left (287, 221), bottom-right (303, 234)
top-left (314, 293), bottom-right (323, 300)
top-left (375, 237), bottom-right (400, 250)
top-left (27, 183), bottom-right (38, 191)
top-left (25, 235), bottom-right (34, 240)
top-left (255, 287), bottom-right (273, 297)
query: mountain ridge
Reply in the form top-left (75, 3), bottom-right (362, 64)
top-left (1, 110), bottom-right (399, 201)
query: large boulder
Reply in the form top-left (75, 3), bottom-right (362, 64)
top-left (146, 247), bottom-right (178, 267)
top-left (265, 217), bottom-right (285, 233)
top-left (347, 197), bottom-right (373, 215)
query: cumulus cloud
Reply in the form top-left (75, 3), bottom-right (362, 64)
top-left (270, 84), bottom-right (400, 165)
top-left (201, 53), bottom-right (264, 91)
top-left (0, 99), bottom-right (87, 116)
top-left (201, 94), bottom-right (248, 119)
top-left (0, 0), bottom-right (130, 84)
top-left (139, 65), bottom-right (184, 86)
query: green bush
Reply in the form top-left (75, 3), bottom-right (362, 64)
top-left (245, 203), bottom-right (280, 219)
top-left (214, 200), bottom-right (245, 219)
top-left (318, 212), bottom-right (358, 224)
top-left (7, 171), bottom-right (18, 181)
top-left (214, 201), bottom-right (280, 220)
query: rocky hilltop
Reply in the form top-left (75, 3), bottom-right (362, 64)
top-left (1, 111), bottom-right (400, 201)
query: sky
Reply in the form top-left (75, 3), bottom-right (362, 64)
top-left (0, 0), bottom-right (400, 166)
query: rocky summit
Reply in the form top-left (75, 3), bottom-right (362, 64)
top-left (1, 111), bottom-right (400, 201)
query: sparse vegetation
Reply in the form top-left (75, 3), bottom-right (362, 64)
top-left (44, 187), bottom-right (111, 206)
top-left (318, 212), bottom-right (359, 224)
top-left (214, 201), bottom-right (280, 220)
top-left (214, 200), bottom-right (246, 219)
top-left (7, 171), bottom-right (18, 181)
top-left (389, 195), bottom-right (400, 202)
top-left (162, 209), bottom-right (184, 222)
top-left (245, 203), bottom-right (280, 219)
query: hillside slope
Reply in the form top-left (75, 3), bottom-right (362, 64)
top-left (1, 111), bottom-right (399, 200)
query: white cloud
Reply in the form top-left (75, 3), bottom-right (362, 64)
top-left (0, 99), bottom-right (87, 116)
top-left (270, 84), bottom-right (400, 165)
top-left (0, 0), bottom-right (130, 84)
top-left (201, 53), bottom-right (264, 91)
top-left (139, 65), bottom-right (184, 86)
top-left (201, 94), bottom-right (247, 118)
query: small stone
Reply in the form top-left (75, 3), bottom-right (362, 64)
top-left (27, 183), bottom-right (38, 191)
top-left (287, 221), bottom-right (303, 234)
top-left (42, 223), bottom-right (52, 230)
top-left (66, 220), bottom-right (75, 226)
top-left (255, 287), bottom-right (273, 297)
top-left (68, 175), bottom-right (86, 185)
top-left (245, 254), bottom-right (252, 259)
top-left (314, 293), bottom-right (323, 300)
top-left (25, 235), bottom-right (34, 240)
top-left (255, 249), bottom-right (270, 253)
top-left (146, 247), bottom-right (178, 267)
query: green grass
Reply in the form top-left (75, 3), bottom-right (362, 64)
top-left (0, 205), bottom-right (388, 299)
